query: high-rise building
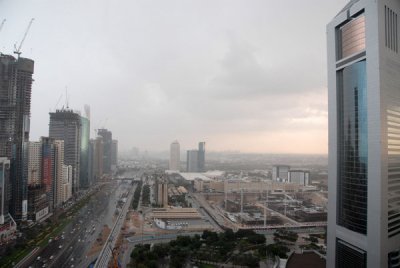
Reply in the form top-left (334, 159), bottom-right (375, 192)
top-left (53, 140), bottom-right (65, 206)
top-left (198, 142), bottom-right (205, 172)
top-left (0, 54), bottom-right (34, 222)
top-left (186, 150), bottom-right (199, 172)
top-left (169, 141), bottom-right (180, 171)
top-left (62, 164), bottom-right (72, 203)
top-left (27, 185), bottom-right (49, 222)
top-left (92, 137), bottom-right (104, 182)
top-left (0, 157), bottom-right (16, 244)
top-left (0, 158), bottom-right (10, 225)
top-left (79, 116), bottom-right (90, 188)
top-left (49, 109), bottom-right (81, 194)
top-left (328, 1), bottom-right (400, 267)
top-left (111, 139), bottom-right (118, 173)
top-left (97, 129), bottom-right (112, 175)
top-left (28, 142), bottom-right (42, 186)
top-left (272, 165), bottom-right (290, 182)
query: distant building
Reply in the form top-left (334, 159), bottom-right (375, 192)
top-left (62, 165), bottom-right (72, 203)
top-left (49, 109), bottom-right (81, 194)
top-left (53, 140), bottom-right (66, 206)
top-left (97, 129), bottom-right (112, 175)
top-left (288, 170), bottom-right (310, 186)
top-left (169, 140), bottom-right (180, 171)
top-left (156, 181), bottom-right (168, 208)
top-left (186, 150), bottom-right (199, 172)
top-left (272, 165), bottom-right (290, 182)
top-left (79, 116), bottom-right (90, 188)
top-left (0, 54), bottom-right (34, 221)
top-left (28, 142), bottom-right (42, 186)
top-left (198, 142), bottom-right (205, 172)
top-left (92, 137), bottom-right (104, 182)
top-left (111, 140), bottom-right (118, 173)
top-left (0, 158), bottom-right (10, 225)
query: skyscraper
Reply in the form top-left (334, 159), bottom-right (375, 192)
top-left (111, 139), bottom-right (118, 173)
top-left (169, 140), bottom-right (180, 171)
top-left (0, 158), bottom-right (10, 225)
top-left (49, 109), bottom-right (81, 194)
top-left (198, 142), bottom-right (205, 172)
top-left (97, 129), bottom-right (112, 175)
top-left (92, 137), bottom-right (104, 182)
top-left (186, 150), bottom-right (199, 172)
top-left (79, 115), bottom-right (90, 188)
top-left (328, 1), bottom-right (400, 267)
top-left (0, 54), bottom-right (34, 221)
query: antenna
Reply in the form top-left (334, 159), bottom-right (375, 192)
top-left (14, 18), bottom-right (34, 58)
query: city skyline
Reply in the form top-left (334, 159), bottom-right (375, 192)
top-left (0, 0), bottom-right (348, 154)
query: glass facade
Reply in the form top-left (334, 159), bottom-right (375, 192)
top-left (336, 239), bottom-right (367, 268)
top-left (337, 60), bottom-right (368, 234)
top-left (338, 15), bottom-right (366, 60)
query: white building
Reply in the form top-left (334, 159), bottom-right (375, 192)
top-left (328, 1), bottom-right (400, 267)
top-left (28, 142), bottom-right (42, 185)
top-left (62, 165), bottom-right (73, 203)
top-left (169, 140), bottom-right (180, 171)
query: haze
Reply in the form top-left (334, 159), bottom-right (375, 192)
top-left (0, 0), bottom-right (348, 154)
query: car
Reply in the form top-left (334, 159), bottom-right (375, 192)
top-left (59, 245), bottom-right (63, 249)
top-left (49, 256), bottom-right (54, 260)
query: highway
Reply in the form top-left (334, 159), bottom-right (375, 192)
top-left (94, 183), bottom-right (136, 268)
top-left (22, 173), bottom-right (141, 268)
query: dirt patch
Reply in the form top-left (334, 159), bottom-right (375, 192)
top-left (87, 225), bottom-right (111, 257)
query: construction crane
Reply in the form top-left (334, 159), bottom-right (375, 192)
top-left (0, 19), bottom-right (5, 32)
top-left (14, 18), bottom-right (34, 58)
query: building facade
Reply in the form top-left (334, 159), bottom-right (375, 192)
top-left (328, 1), bottom-right (400, 267)
top-left (0, 158), bottom-right (10, 225)
top-left (169, 140), bottom-right (180, 171)
top-left (272, 165), bottom-right (290, 182)
top-left (27, 142), bottom-right (42, 186)
top-left (198, 142), bottom-right (205, 172)
top-left (0, 54), bottom-right (34, 222)
top-left (186, 150), bottom-right (199, 172)
top-left (79, 116), bottom-right (90, 188)
top-left (97, 129), bottom-right (112, 175)
top-left (49, 109), bottom-right (81, 195)
top-left (288, 170), bottom-right (310, 186)
top-left (111, 139), bottom-right (118, 173)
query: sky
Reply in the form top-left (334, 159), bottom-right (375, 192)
top-left (0, 0), bottom-right (348, 154)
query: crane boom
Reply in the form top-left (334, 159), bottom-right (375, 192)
top-left (14, 18), bottom-right (34, 57)
top-left (0, 19), bottom-right (5, 32)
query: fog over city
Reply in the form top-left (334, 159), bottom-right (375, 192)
top-left (0, 0), bottom-right (347, 154)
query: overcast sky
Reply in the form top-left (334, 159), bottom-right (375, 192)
top-left (0, 0), bottom-right (348, 154)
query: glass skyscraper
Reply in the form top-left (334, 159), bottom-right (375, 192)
top-left (328, 1), bottom-right (400, 267)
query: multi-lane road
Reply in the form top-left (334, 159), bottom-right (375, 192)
top-left (21, 175), bottom-right (139, 268)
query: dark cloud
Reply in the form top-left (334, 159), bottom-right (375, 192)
top-left (0, 0), bottom-right (348, 153)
